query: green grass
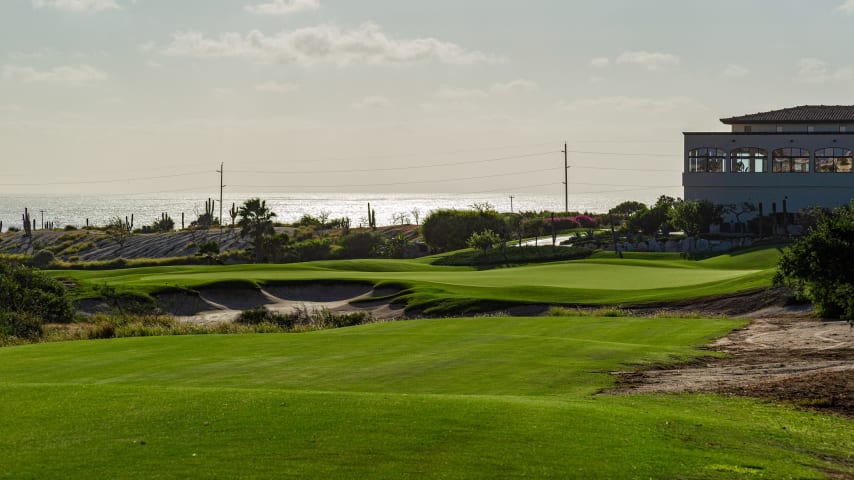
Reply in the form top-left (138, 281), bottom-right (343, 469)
top-left (52, 247), bottom-right (782, 313)
top-left (0, 316), bottom-right (850, 479)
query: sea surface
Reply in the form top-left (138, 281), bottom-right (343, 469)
top-left (0, 190), bottom-right (681, 230)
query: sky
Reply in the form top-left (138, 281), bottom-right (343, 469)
top-left (3, 0), bottom-right (854, 197)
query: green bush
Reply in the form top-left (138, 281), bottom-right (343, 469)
top-left (0, 261), bottom-right (75, 324)
top-left (776, 202), bottom-right (854, 324)
top-left (32, 249), bottom-right (56, 268)
top-left (421, 209), bottom-right (508, 251)
top-left (466, 229), bottom-right (501, 253)
top-left (0, 311), bottom-right (44, 340)
top-left (338, 232), bottom-right (384, 259)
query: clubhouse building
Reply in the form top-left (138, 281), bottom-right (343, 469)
top-left (683, 105), bottom-right (854, 213)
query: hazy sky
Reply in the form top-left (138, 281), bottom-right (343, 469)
top-left (3, 0), bottom-right (854, 196)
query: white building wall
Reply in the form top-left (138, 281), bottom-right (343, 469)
top-left (683, 132), bottom-right (854, 212)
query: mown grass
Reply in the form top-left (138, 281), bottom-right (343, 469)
top-left (51, 247), bottom-right (782, 314)
top-left (0, 316), bottom-right (850, 479)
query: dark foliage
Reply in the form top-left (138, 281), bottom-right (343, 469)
top-left (775, 203), bottom-right (854, 324)
top-left (421, 209), bottom-right (508, 251)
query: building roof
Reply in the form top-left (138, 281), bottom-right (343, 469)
top-left (720, 105), bottom-right (854, 124)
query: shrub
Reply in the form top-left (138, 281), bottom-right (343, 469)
top-left (338, 231), bottom-right (384, 259)
top-left (421, 209), bottom-right (508, 251)
top-left (775, 202), bottom-right (854, 324)
top-left (467, 229), bottom-right (501, 253)
top-left (32, 249), bottom-right (56, 268)
top-left (0, 261), bottom-right (75, 324)
top-left (0, 311), bottom-right (44, 340)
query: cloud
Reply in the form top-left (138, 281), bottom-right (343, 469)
top-left (434, 86), bottom-right (488, 101)
top-left (590, 57), bottom-right (610, 68)
top-left (722, 64), bottom-right (750, 78)
top-left (245, 0), bottom-right (319, 15)
top-left (615, 50), bottom-right (679, 71)
top-left (490, 79), bottom-right (538, 94)
top-left (837, 0), bottom-right (854, 14)
top-left (254, 81), bottom-right (299, 93)
top-left (556, 95), bottom-right (702, 112)
top-left (797, 57), bottom-right (854, 83)
top-left (159, 23), bottom-right (502, 66)
top-left (31, 0), bottom-right (120, 12)
top-left (2, 64), bottom-right (107, 85)
top-left (433, 79), bottom-right (537, 101)
top-left (144, 59), bottom-right (162, 69)
top-left (352, 95), bottom-right (392, 110)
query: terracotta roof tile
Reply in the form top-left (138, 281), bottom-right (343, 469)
top-left (721, 105), bottom-right (854, 124)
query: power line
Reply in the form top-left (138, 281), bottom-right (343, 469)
top-left (229, 151), bottom-right (558, 175)
top-left (569, 165), bottom-right (675, 173)
top-left (231, 166), bottom-right (562, 190)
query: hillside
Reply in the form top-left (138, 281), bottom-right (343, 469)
top-left (0, 225), bottom-right (421, 262)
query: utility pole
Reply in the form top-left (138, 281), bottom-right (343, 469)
top-left (39, 210), bottom-right (44, 229)
top-left (216, 162), bottom-right (225, 237)
top-left (509, 195), bottom-right (515, 213)
top-left (562, 142), bottom-right (569, 214)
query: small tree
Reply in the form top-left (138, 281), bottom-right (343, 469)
top-left (467, 229), bottom-right (500, 253)
top-left (775, 203), bottom-right (854, 324)
top-left (668, 199), bottom-right (720, 238)
top-left (105, 216), bottom-right (132, 253)
top-left (237, 198), bottom-right (277, 263)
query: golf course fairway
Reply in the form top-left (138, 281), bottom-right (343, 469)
top-left (1, 316), bottom-right (851, 479)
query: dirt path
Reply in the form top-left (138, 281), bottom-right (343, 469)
top-left (609, 313), bottom-right (854, 417)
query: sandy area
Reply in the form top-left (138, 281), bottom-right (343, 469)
top-left (608, 312), bottom-right (854, 417)
top-left (160, 284), bottom-right (407, 326)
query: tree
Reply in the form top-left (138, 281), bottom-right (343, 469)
top-left (105, 216), bottom-right (132, 253)
top-left (0, 260), bottom-right (75, 340)
top-left (421, 209), bottom-right (507, 251)
top-left (668, 199), bottom-right (721, 237)
top-left (237, 198), bottom-right (277, 263)
top-left (775, 203), bottom-right (854, 324)
top-left (467, 229), bottom-right (500, 253)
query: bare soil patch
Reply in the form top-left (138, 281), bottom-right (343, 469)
top-left (609, 313), bottom-right (854, 418)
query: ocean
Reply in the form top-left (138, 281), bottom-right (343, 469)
top-left (0, 190), bottom-right (681, 230)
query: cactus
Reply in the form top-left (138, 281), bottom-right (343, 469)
top-left (22, 208), bottom-right (32, 237)
top-left (229, 202), bottom-right (238, 227)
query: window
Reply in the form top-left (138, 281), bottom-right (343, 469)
top-left (842, 126), bottom-right (848, 133)
top-left (744, 126), bottom-right (752, 133)
top-left (808, 126), bottom-right (815, 133)
top-left (815, 147), bottom-right (853, 173)
top-left (688, 148), bottom-right (727, 172)
top-left (729, 147), bottom-right (766, 173)
top-left (776, 126), bottom-right (783, 133)
top-left (772, 148), bottom-right (811, 173)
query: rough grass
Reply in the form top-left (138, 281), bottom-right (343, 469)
top-left (0, 316), bottom-right (850, 479)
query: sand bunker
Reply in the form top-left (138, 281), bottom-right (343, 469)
top-left (158, 283), bottom-right (406, 325)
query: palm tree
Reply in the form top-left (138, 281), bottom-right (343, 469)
top-left (237, 198), bottom-right (276, 263)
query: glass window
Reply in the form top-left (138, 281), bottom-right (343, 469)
top-left (729, 148), bottom-right (766, 173)
top-left (815, 147), bottom-right (853, 173)
top-left (772, 148), bottom-right (811, 173)
top-left (688, 148), bottom-right (727, 173)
